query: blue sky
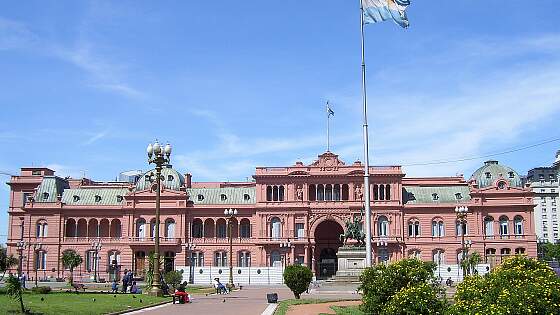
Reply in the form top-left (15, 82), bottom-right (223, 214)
top-left (1, 1), bottom-right (560, 243)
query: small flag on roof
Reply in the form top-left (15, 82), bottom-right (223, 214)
top-left (362, 0), bottom-right (411, 28)
top-left (327, 102), bottom-right (335, 117)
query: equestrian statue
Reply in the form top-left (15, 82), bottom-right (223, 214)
top-left (340, 210), bottom-right (366, 247)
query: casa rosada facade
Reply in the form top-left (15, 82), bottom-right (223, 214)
top-left (6, 151), bottom-right (537, 281)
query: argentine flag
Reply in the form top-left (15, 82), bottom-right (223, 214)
top-left (362, 0), bottom-right (410, 28)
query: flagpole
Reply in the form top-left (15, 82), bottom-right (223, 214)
top-left (326, 101), bottom-right (330, 152)
top-left (360, 0), bottom-right (373, 267)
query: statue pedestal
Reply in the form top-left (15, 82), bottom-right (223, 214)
top-left (332, 246), bottom-right (367, 282)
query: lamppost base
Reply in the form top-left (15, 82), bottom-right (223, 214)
top-left (148, 286), bottom-right (164, 297)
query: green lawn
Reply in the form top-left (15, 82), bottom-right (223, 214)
top-left (0, 292), bottom-right (170, 314)
top-left (275, 299), bottom-right (363, 315)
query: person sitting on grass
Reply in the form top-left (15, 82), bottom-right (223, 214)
top-left (111, 280), bottom-right (118, 293)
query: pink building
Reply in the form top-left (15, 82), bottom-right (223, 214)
top-left (5, 151), bottom-right (536, 282)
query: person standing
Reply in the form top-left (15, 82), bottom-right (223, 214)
top-left (122, 269), bottom-right (129, 293)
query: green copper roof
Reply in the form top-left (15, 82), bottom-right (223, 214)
top-left (34, 176), bottom-right (69, 203)
top-left (135, 167), bottom-right (185, 191)
top-left (187, 187), bottom-right (255, 205)
top-left (470, 160), bottom-right (522, 188)
top-left (62, 188), bottom-right (129, 206)
top-left (403, 186), bottom-right (471, 204)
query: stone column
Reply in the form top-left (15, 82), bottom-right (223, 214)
top-left (311, 245), bottom-right (316, 273)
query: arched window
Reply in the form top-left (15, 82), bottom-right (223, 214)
top-left (484, 216), bottom-right (494, 236)
top-left (499, 216), bottom-right (509, 236)
top-left (278, 186), bottom-right (285, 201)
top-left (136, 218), bottom-right (146, 238)
top-left (270, 251), bottom-right (281, 267)
top-left (342, 184), bottom-right (349, 200)
top-left (204, 219), bottom-right (215, 238)
top-left (433, 249), bottom-right (445, 265)
top-left (379, 185), bottom-right (385, 201)
top-left (333, 184), bottom-right (341, 201)
top-left (99, 219), bottom-right (110, 237)
top-left (514, 216), bottom-right (523, 235)
top-left (88, 219), bottom-right (99, 238)
top-left (240, 218), bottom-right (251, 238)
top-left (325, 184), bottom-right (333, 201)
top-left (273, 186), bottom-right (279, 201)
top-left (317, 184), bottom-right (324, 201)
top-left (456, 220), bottom-right (468, 236)
top-left (165, 219), bottom-right (175, 239)
top-left (110, 219), bottom-right (122, 238)
top-left (65, 219), bottom-right (76, 237)
top-left (385, 185), bottom-right (391, 200)
top-left (36, 220), bottom-right (48, 238)
top-left (216, 219), bottom-right (227, 238)
top-left (35, 250), bottom-right (47, 270)
top-left (500, 248), bottom-right (511, 262)
top-left (77, 219), bottom-right (87, 237)
top-left (214, 251), bottom-right (227, 267)
top-left (515, 247), bottom-right (525, 255)
top-left (378, 216), bottom-right (389, 237)
top-left (373, 184), bottom-right (379, 200)
top-left (238, 251), bottom-right (251, 267)
top-left (432, 219), bottom-right (444, 237)
top-left (271, 217), bottom-right (281, 239)
top-left (150, 219), bottom-right (157, 238)
top-left (309, 184), bottom-right (316, 201)
top-left (266, 186), bottom-right (273, 201)
top-left (408, 219), bottom-right (420, 237)
top-left (108, 250), bottom-right (121, 269)
top-left (192, 219), bottom-right (203, 238)
top-left (486, 248), bottom-right (497, 266)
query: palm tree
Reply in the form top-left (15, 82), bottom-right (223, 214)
top-left (5, 275), bottom-right (26, 313)
top-left (61, 249), bottom-right (83, 286)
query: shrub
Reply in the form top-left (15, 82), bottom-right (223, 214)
top-left (283, 265), bottom-right (313, 299)
top-left (164, 270), bottom-right (184, 291)
top-left (450, 255), bottom-right (560, 314)
top-left (359, 258), bottom-right (437, 314)
top-left (383, 283), bottom-right (447, 315)
top-left (31, 286), bottom-right (52, 294)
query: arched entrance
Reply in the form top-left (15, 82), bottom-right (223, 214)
top-left (314, 219), bottom-right (344, 279)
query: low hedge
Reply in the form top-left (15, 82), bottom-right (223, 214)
top-left (31, 286), bottom-right (52, 294)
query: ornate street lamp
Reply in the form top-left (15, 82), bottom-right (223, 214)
top-left (280, 239), bottom-right (292, 266)
top-left (91, 241), bottom-right (102, 282)
top-left (146, 140), bottom-right (172, 296)
top-left (224, 208), bottom-right (237, 288)
top-left (455, 205), bottom-right (469, 278)
top-left (16, 241), bottom-right (26, 278)
top-left (185, 243), bottom-right (196, 284)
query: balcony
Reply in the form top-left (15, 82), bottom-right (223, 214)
top-left (63, 237), bottom-right (124, 243)
top-left (189, 237), bottom-right (253, 244)
top-left (128, 237), bottom-right (182, 245)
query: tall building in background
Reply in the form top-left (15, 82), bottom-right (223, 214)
top-left (526, 151), bottom-right (560, 243)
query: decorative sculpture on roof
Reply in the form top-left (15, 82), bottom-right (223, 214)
top-left (340, 210), bottom-right (366, 247)
top-left (310, 152), bottom-right (345, 171)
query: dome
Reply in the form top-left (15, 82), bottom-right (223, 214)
top-left (470, 160), bottom-right (522, 189)
top-left (134, 166), bottom-right (185, 191)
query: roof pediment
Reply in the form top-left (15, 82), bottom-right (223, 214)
top-left (310, 151), bottom-right (345, 170)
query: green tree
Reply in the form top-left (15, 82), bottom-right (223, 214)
top-left (383, 283), bottom-right (447, 315)
top-left (283, 265), bottom-right (313, 299)
top-left (61, 249), bottom-right (83, 286)
top-left (164, 270), bottom-right (184, 291)
top-left (359, 258), bottom-right (438, 315)
top-left (460, 251), bottom-right (481, 276)
top-left (540, 242), bottom-right (560, 261)
top-left (450, 255), bottom-right (560, 314)
top-left (5, 274), bottom-right (26, 313)
top-left (0, 246), bottom-right (19, 280)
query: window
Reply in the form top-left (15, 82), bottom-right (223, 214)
top-left (485, 172), bottom-right (492, 179)
top-left (32, 170), bottom-right (41, 176)
top-left (455, 193), bottom-right (463, 200)
top-left (432, 220), bottom-right (444, 237)
top-left (409, 249), bottom-right (421, 259)
top-left (197, 194), bottom-right (204, 201)
top-left (86, 250), bottom-right (97, 272)
top-left (484, 216), bottom-right (494, 236)
top-left (270, 251), bottom-right (281, 267)
top-left (136, 219), bottom-right (146, 238)
top-left (35, 251), bottom-right (47, 270)
top-left (508, 172), bottom-right (515, 178)
top-left (214, 251), bottom-right (227, 267)
top-left (499, 216), bottom-right (509, 236)
top-left (22, 193), bottom-right (31, 205)
top-left (432, 193), bottom-right (439, 201)
top-left (408, 220), bottom-right (420, 237)
top-left (266, 186), bottom-right (273, 201)
top-left (220, 194), bottom-right (227, 201)
top-left (295, 223), bottom-right (305, 239)
top-left (73, 195), bottom-right (80, 202)
top-left (377, 248), bottom-right (389, 265)
top-left (191, 252), bottom-right (204, 267)
top-left (167, 175), bottom-right (174, 181)
top-left (433, 250), bottom-right (445, 265)
top-left (271, 217), bottom-right (281, 239)
top-left (238, 251), bottom-right (251, 267)
top-left (279, 186), bottom-right (285, 201)
top-left (94, 195), bottom-right (101, 202)
top-left (243, 194), bottom-right (250, 201)
top-left (36, 222), bottom-right (48, 238)
top-left (378, 216), bottom-right (389, 237)
top-left (500, 248), bottom-right (511, 256)
top-left (192, 219), bottom-right (203, 238)
top-left (216, 220), bottom-right (227, 238)
top-left (498, 181), bottom-right (506, 190)
top-left (515, 248), bottom-right (525, 255)
top-left (116, 195), bottom-right (123, 202)
top-left (165, 219), bottom-right (175, 239)
top-left (42, 192), bottom-right (49, 200)
top-left (456, 221), bottom-right (468, 236)
top-left (108, 251), bottom-right (121, 269)
top-left (514, 216), bottom-right (523, 235)
top-left (240, 219), bottom-right (251, 238)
